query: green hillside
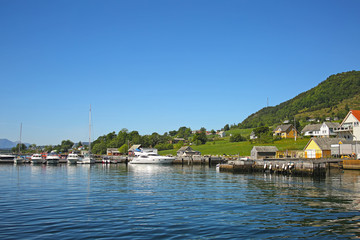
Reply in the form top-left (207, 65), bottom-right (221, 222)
top-left (241, 70), bottom-right (360, 128)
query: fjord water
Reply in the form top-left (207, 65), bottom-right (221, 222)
top-left (1, 164), bottom-right (360, 239)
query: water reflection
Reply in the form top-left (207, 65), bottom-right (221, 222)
top-left (1, 164), bottom-right (360, 239)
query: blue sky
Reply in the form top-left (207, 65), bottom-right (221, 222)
top-left (1, 0), bottom-right (360, 145)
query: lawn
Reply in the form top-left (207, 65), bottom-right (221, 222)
top-left (225, 128), bottom-right (253, 137)
top-left (159, 137), bottom-right (309, 156)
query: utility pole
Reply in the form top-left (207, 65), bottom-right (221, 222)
top-left (294, 116), bottom-right (297, 142)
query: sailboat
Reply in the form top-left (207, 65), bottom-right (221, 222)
top-left (15, 123), bottom-right (25, 164)
top-left (78, 105), bottom-right (95, 164)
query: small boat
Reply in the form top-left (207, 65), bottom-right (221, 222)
top-left (15, 156), bottom-right (25, 164)
top-left (15, 123), bottom-right (25, 164)
top-left (0, 154), bottom-right (15, 163)
top-left (31, 154), bottom-right (44, 164)
top-left (130, 151), bottom-right (174, 164)
top-left (67, 153), bottom-right (81, 164)
top-left (78, 153), bottom-right (95, 164)
top-left (78, 105), bottom-right (95, 164)
top-left (102, 157), bottom-right (111, 164)
top-left (46, 151), bottom-right (60, 164)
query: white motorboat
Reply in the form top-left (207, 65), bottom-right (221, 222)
top-left (78, 105), bottom-right (95, 164)
top-left (15, 156), bottom-right (25, 164)
top-left (78, 153), bottom-right (95, 164)
top-left (0, 154), bottom-right (15, 163)
top-left (130, 151), bottom-right (174, 164)
top-left (67, 153), bottom-right (81, 164)
top-left (31, 154), bottom-right (44, 164)
top-left (46, 152), bottom-right (60, 164)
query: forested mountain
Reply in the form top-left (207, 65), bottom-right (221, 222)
top-left (241, 70), bottom-right (360, 128)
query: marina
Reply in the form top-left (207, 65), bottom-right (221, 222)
top-left (0, 163), bottom-right (359, 239)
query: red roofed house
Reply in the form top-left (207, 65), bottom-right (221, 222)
top-left (335, 110), bottom-right (360, 141)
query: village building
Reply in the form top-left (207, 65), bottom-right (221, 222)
top-left (217, 131), bottom-right (226, 138)
top-left (334, 110), bottom-right (360, 141)
top-left (107, 148), bottom-right (121, 156)
top-left (250, 146), bottom-right (278, 160)
top-left (304, 137), bottom-right (347, 159)
top-left (170, 138), bottom-right (186, 144)
top-left (273, 124), bottom-right (298, 139)
top-left (249, 131), bottom-right (257, 140)
top-left (301, 122), bottom-right (340, 137)
top-left (177, 146), bottom-right (201, 157)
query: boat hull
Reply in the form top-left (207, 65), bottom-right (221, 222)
top-left (0, 155), bottom-right (15, 164)
top-left (31, 159), bottom-right (44, 164)
top-left (130, 158), bottom-right (174, 164)
top-left (78, 157), bottom-right (95, 164)
top-left (67, 160), bottom-right (78, 164)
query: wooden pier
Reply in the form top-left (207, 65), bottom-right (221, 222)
top-left (217, 158), bottom-right (345, 177)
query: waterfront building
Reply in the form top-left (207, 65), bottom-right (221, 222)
top-left (335, 110), bottom-right (360, 141)
top-left (177, 146), bottom-right (201, 157)
top-left (304, 137), bottom-right (348, 159)
top-left (250, 146), bottom-right (278, 160)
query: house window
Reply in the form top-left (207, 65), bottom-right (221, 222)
top-left (355, 122), bottom-right (359, 127)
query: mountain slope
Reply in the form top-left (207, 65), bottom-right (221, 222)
top-left (241, 70), bottom-right (360, 128)
top-left (0, 139), bottom-right (31, 149)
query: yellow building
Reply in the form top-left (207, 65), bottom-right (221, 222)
top-left (273, 124), bottom-right (298, 139)
top-left (304, 137), bottom-right (346, 159)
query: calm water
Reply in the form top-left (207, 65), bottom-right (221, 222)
top-left (0, 164), bottom-right (360, 239)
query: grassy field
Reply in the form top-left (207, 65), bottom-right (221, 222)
top-left (225, 128), bottom-right (253, 137)
top-left (159, 137), bottom-right (310, 156)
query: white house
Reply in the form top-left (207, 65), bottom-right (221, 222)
top-left (335, 110), bottom-right (360, 141)
top-left (217, 131), bottom-right (226, 138)
top-left (302, 122), bottom-right (339, 137)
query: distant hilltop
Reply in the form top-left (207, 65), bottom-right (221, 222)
top-left (240, 70), bottom-right (360, 128)
top-left (0, 139), bottom-right (31, 150)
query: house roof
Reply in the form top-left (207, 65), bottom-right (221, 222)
top-left (301, 124), bottom-right (322, 133)
top-left (252, 146), bottom-right (278, 152)
top-left (351, 110), bottom-right (360, 122)
top-left (323, 122), bottom-right (340, 128)
top-left (177, 146), bottom-right (198, 152)
top-left (274, 124), bottom-right (293, 132)
top-left (128, 144), bottom-right (141, 151)
top-left (341, 110), bottom-right (360, 125)
top-left (304, 137), bottom-right (350, 151)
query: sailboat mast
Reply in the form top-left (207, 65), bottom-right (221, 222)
top-left (19, 123), bottom-right (22, 154)
top-left (89, 105), bottom-right (91, 155)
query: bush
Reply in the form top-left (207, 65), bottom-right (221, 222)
top-left (229, 133), bottom-right (246, 142)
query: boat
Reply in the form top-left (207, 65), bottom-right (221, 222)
top-left (102, 156), bottom-right (117, 164)
top-left (15, 123), bottom-right (25, 164)
top-left (15, 156), bottom-right (25, 164)
top-left (0, 154), bottom-right (15, 163)
top-left (67, 153), bottom-right (81, 164)
top-left (31, 153), bottom-right (44, 164)
top-left (130, 150), bottom-right (174, 164)
top-left (102, 156), bottom-right (111, 164)
top-left (46, 151), bottom-right (60, 164)
top-left (78, 105), bottom-right (95, 164)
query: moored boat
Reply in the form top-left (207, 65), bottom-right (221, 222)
top-left (0, 154), bottom-right (15, 164)
top-left (130, 151), bottom-right (174, 164)
top-left (78, 105), bottom-right (95, 164)
top-left (31, 154), bottom-right (44, 164)
top-left (15, 156), bottom-right (25, 164)
top-left (46, 152), bottom-right (60, 164)
top-left (67, 153), bottom-right (80, 164)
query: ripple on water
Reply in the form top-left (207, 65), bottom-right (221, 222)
top-left (0, 165), bottom-right (360, 239)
